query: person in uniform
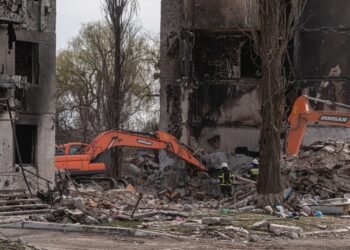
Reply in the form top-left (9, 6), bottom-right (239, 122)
top-left (248, 159), bottom-right (259, 181)
top-left (218, 163), bottom-right (235, 198)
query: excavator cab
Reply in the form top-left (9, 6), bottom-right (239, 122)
top-left (67, 144), bottom-right (86, 155)
top-left (56, 143), bottom-right (88, 156)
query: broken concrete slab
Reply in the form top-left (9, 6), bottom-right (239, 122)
top-left (85, 215), bottom-right (99, 225)
top-left (65, 209), bottom-right (85, 221)
top-left (251, 220), bottom-right (269, 230)
top-left (72, 197), bottom-right (86, 210)
top-left (0, 221), bottom-right (187, 239)
top-left (323, 146), bottom-right (336, 154)
top-left (310, 205), bottom-right (349, 215)
top-left (0, 209), bottom-right (52, 217)
top-left (269, 224), bottom-right (303, 235)
top-left (225, 226), bottom-right (249, 235)
top-left (309, 198), bottom-right (350, 215)
top-left (304, 228), bottom-right (349, 236)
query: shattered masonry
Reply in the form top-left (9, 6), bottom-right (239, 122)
top-left (0, 0), bottom-right (26, 24)
top-left (0, 0), bottom-right (56, 191)
top-left (160, 0), bottom-right (350, 155)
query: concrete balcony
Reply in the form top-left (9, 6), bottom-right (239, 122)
top-left (0, 74), bottom-right (27, 111)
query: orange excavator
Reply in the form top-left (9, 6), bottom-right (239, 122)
top-left (286, 95), bottom-right (350, 156)
top-left (55, 130), bottom-right (207, 175)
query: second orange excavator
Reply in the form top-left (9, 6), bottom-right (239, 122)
top-left (55, 130), bottom-right (207, 175)
top-left (286, 95), bottom-right (350, 156)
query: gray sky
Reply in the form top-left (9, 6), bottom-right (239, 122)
top-left (57, 0), bottom-right (161, 50)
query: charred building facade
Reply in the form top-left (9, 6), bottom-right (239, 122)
top-left (0, 0), bottom-right (56, 190)
top-left (160, 0), bottom-right (350, 154)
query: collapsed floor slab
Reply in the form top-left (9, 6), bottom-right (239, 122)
top-left (0, 221), bottom-right (187, 239)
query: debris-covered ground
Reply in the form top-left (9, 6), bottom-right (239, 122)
top-left (4, 228), bottom-right (350, 250)
top-left (0, 238), bottom-right (37, 250)
top-left (282, 140), bottom-right (350, 215)
top-left (4, 140), bottom-right (350, 248)
top-left (34, 181), bottom-right (350, 243)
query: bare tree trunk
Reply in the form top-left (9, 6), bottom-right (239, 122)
top-left (105, 0), bottom-right (122, 178)
top-left (249, 0), bottom-right (305, 206)
top-left (104, 0), bottom-right (138, 178)
top-left (257, 66), bottom-right (284, 205)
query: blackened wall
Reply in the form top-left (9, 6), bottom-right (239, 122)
top-left (296, 0), bottom-right (350, 108)
top-left (160, 0), bottom-right (350, 155)
top-left (160, 0), bottom-right (260, 154)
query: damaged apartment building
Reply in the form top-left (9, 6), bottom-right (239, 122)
top-left (0, 0), bottom-right (56, 191)
top-left (160, 0), bottom-right (350, 156)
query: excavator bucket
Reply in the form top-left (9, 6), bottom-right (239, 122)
top-left (155, 131), bottom-right (207, 171)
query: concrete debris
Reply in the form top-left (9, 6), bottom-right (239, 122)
top-left (289, 232), bottom-right (300, 239)
top-left (229, 154), bottom-right (254, 175)
top-left (124, 154), bottom-right (224, 199)
top-left (264, 206), bottom-right (273, 215)
top-left (323, 145), bottom-right (336, 154)
top-left (85, 215), bottom-right (100, 225)
top-left (283, 140), bottom-right (350, 208)
top-left (249, 234), bottom-right (260, 242)
top-left (24, 141), bottom-right (350, 244)
top-left (304, 198), bottom-right (350, 215)
top-left (269, 224), bottom-right (303, 236)
top-left (251, 220), bottom-right (269, 230)
top-left (225, 226), bottom-right (250, 235)
top-left (201, 152), bottom-right (229, 170)
top-left (0, 221), bottom-right (187, 239)
top-left (303, 228), bottom-right (349, 236)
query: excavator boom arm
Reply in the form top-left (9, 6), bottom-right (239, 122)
top-left (287, 95), bottom-right (350, 156)
top-left (84, 130), bottom-right (207, 171)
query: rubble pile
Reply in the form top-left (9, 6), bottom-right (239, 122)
top-left (39, 175), bottom-right (221, 226)
top-left (283, 140), bottom-right (350, 205)
top-left (42, 182), bottom-right (158, 225)
top-left (35, 168), bottom-right (257, 242)
top-left (26, 143), bottom-right (350, 243)
top-left (123, 154), bottom-right (225, 199)
top-left (125, 155), bottom-right (188, 190)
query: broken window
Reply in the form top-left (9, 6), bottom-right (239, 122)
top-left (15, 41), bottom-right (39, 84)
top-left (15, 124), bottom-right (37, 165)
top-left (235, 147), bottom-right (259, 158)
top-left (241, 40), bottom-right (261, 78)
top-left (193, 33), bottom-right (241, 80)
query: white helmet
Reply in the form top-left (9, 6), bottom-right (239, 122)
top-left (252, 159), bottom-right (259, 165)
top-left (221, 162), bottom-right (228, 169)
